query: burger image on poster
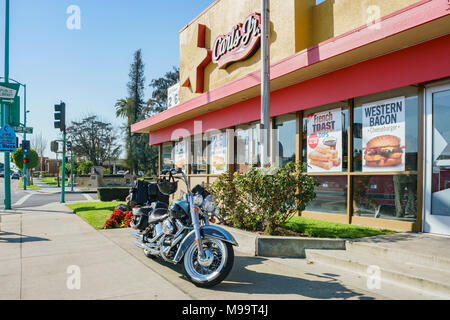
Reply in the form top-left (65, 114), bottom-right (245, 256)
top-left (362, 96), bottom-right (406, 172)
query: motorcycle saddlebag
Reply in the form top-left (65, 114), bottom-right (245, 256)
top-left (130, 206), bottom-right (153, 230)
top-left (135, 180), bottom-right (149, 205)
top-left (148, 182), bottom-right (169, 205)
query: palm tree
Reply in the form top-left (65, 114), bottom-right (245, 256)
top-left (115, 98), bottom-right (135, 172)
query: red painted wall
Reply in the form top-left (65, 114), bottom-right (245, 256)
top-left (150, 33), bottom-right (450, 145)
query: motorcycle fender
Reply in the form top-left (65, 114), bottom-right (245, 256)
top-left (173, 226), bottom-right (238, 263)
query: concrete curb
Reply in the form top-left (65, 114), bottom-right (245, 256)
top-left (218, 224), bottom-right (346, 258)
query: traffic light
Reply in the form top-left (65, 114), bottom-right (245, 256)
top-left (54, 102), bottom-right (66, 132)
top-left (50, 140), bottom-right (59, 153)
top-left (23, 157), bottom-right (29, 165)
top-left (22, 140), bottom-right (30, 155)
top-left (67, 141), bottom-right (72, 152)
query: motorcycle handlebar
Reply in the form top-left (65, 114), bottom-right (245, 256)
top-left (160, 168), bottom-right (182, 176)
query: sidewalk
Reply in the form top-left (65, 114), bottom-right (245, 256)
top-left (0, 203), bottom-right (190, 300)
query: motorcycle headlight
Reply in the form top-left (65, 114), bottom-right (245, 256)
top-left (193, 194), bottom-right (203, 206)
top-left (203, 195), bottom-right (216, 213)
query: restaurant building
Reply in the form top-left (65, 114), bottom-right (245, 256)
top-left (132, 0), bottom-right (450, 235)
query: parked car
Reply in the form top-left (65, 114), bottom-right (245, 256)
top-left (117, 170), bottom-right (125, 175)
top-left (0, 171), bottom-right (4, 178)
top-left (11, 173), bottom-right (20, 180)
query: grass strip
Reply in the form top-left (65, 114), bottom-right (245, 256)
top-left (67, 201), bottom-right (126, 230)
top-left (281, 216), bottom-right (396, 239)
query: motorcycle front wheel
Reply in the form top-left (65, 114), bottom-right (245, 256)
top-left (183, 237), bottom-right (234, 288)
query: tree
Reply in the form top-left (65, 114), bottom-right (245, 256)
top-left (66, 115), bottom-right (121, 166)
top-left (144, 67), bottom-right (179, 116)
top-left (117, 54), bottom-right (179, 176)
top-left (115, 97), bottom-right (134, 172)
top-left (12, 148), bottom-right (39, 186)
top-left (31, 131), bottom-right (48, 171)
top-left (12, 148), bottom-right (39, 171)
top-left (125, 49), bottom-right (146, 174)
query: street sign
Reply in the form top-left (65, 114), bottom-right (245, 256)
top-left (13, 126), bottom-right (33, 134)
top-left (0, 82), bottom-right (20, 105)
top-left (0, 124), bottom-right (17, 152)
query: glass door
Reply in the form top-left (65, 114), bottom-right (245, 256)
top-left (424, 83), bottom-right (450, 235)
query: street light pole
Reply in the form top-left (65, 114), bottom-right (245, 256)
top-left (260, 0), bottom-right (271, 168)
top-left (3, 0), bottom-right (11, 209)
top-left (23, 84), bottom-right (27, 190)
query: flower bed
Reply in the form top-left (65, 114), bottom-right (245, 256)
top-left (103, 208), bottom-right (133, 229)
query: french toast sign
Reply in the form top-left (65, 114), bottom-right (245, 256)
top-left (362, 96), bottom-right (405, 172)
top-left (306, 108), bottom-right (342, 173)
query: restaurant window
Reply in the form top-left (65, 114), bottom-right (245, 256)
top-left (274, 114), bottom-right (296, 168)
top-left (190, 134), bottom-right (208, 174)
top-left (174, 139), bottom-right (187, 173)
top-left (234, 121), bottom-right (273, 172)
top-left (208, 131), bottom-right (228, 174)
top-left (351, 86), bottom-right (418, 222)
top-left (352, 175), bottom-right (417, 221)
top-left (300, 102), bottom-right (349, 215)
top-left (235, 125), bottom-right (251, 174)
top-left (305, 176), bottom-right (348, 215)
top-left (161, 142), bottom-right (174, 170)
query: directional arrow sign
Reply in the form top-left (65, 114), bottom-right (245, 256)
top-left (0, 82), bottom-right (20, 105)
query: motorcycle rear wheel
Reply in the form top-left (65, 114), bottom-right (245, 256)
top-left (182, 237), bottom-right (234, 288)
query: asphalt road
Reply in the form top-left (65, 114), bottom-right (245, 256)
top-left (0, 177), bottom-right (98, 209)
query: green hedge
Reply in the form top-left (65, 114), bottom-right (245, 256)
top-left (97, 187), bottom-right (130, 202)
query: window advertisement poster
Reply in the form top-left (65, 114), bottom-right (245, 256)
top-left (362, 96), bottom-right (405, 172)
top-left (306, 108), bottom-right (342, 173)
top-left (174, 140), bottom-right (186, 171)
top-left (210, 132), bottom-right (227, 174)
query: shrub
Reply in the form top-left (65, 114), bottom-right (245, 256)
top-left (77, 160), bottom-right (94, 175)
top-left (12, 148), bottom-right (39, 170)
top-left (208, 162), bottom-right (318, 235)
top-left (97, 187), bottom-right (130, 202)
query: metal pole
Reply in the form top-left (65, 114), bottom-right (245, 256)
top-left (70, 146), bottom-right (73, 192)
top-left (61, 132), bottom-right (66, 203)
top-left (4, 0), bottom-right (11, 209)
top-left (56, 153), bottom-right (60, 188)
top-left (23, 85), bottom-right (27, 190)
top-left (260, 0), bottom-right (270, 168)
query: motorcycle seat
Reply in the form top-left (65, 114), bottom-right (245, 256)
top-left (148, 208), bottom-right (169, 225)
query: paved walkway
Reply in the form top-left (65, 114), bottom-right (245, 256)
top-left (0, 203), bottom-right (189, 300)
top-left (1, 201), bottom-right (443, 300)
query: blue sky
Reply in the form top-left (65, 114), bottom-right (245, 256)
top-left (0, 0), bottom-right (215, 158)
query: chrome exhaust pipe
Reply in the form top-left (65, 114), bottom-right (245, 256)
top-left (133, 240), bottom-right (159, 256)
top-left (132, 232), bottom-right (144, 240)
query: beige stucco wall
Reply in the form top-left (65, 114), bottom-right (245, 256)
top-left (313, 0), bottom-right (421, 44)
top-left (179, 0), bottom-right (422, 104)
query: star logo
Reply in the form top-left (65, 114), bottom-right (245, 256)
top-left (180, 24), bottom-right (212, 94)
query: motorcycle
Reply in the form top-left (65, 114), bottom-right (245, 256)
top-left (130, 167), bottom-right (238, 288)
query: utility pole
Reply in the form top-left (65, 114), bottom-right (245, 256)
top-left (23, 84), bottom-right (27, 190)
top-left (61, 133), bottom-right (66, 203)
top-left (260, 0), bottom-right (271, 168)
top-left (3, 0), bottom-right (11, 209)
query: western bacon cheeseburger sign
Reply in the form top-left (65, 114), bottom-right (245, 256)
top-left (212, 13), bottom-right (262, 69)
top-left (362, 96), bottom-right (406, 172)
